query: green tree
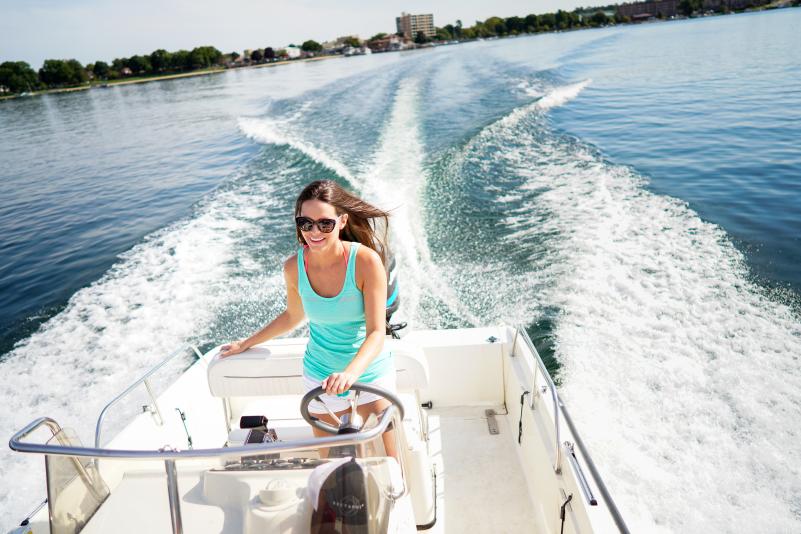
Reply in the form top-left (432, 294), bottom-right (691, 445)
top-left (590, 11), bottom-right (610, 26)
top-left (343, 36), bottom-right (361, 47)
top-left (39, 59), bottom-right (87, 87)
top-left (455, 19), bottom-right (463, 37)
top-left (187, 46), bottom-right (221, 69)
top-left (524, 14), bottom-right (539, 32)
top-left (149, 49), bottom-right (172, 72)
top-left (127, 55), bottom-right (151, 74)
top-left (369, 32), bottom-right (387, 41)
top-left (505, 16), bottom-right (525, 33)
top-left (66, 59), bottom-right (88, 84)
top-left (0, 61), bottom-right (40, 93)
top-left (229, 51), bottom-right (240, 62)
top-left (168, 50), bottom-right (189, 70)
top-left (484, 16), bottom-right (506, 35)
top-left (554, 10), bottom-right (569, 29)
top-left (679, 0), bottom-right (702, 15)
top-left (435, 27), bottom-right (452, 41)
top-left (264, 47), bottom-right (275, 60)
top-left (301, 40), bottom-right (322, 52)
top-left (251, 49), bottom-right (263, 62)
top-left (539, 12), bottom-right (556, 30)
top-left (414, 31), bottom-right (429, 44)
top-left (92, 61), bottom-right (109, 79)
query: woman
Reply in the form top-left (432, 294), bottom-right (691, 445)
top-left (220, 180), bottom-right (396, 456)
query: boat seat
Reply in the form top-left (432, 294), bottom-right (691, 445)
top-left (207, 339), bottom-right (430, 443)
top-left (207, 338), bottom-right (429, 397)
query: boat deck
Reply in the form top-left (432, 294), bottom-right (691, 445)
top-left (79, 404), bottom-right (537, 534)
top-left (428, 405), bottom-right (538, 533)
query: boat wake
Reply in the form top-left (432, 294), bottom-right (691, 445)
top-left (238, 116), bottom-right (358, 185)
top-left (434, 82), bottom-right (801, 533)
top-left (0, 181), bottom-right (287, 524)
top-left (2, 49), bottom-right (800, 534)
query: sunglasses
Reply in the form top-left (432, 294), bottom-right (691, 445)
top-left (295, 216), bottom-right (340, 233)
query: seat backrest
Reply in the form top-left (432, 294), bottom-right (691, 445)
top-left (207, 339), bottom-right (429, 398)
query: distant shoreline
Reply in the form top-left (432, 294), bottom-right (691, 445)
top-left (2, 6), bottom-right (797, 102)
top-left (0, 55), bottom-right (340, 101)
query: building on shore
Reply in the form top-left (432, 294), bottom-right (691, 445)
top-left (616, 0), bottom-right (679, 19)
top-left (366, 34), bottom-right (410, 52)
top-left (702, 0), bottom-right (772, 9)
top-left (395, 12), bottom-right (435, 40)
top-left (617, 0), bottom-right (771, 19)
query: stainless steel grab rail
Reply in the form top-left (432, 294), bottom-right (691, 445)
top-left (513, 327), bottom-right (562, 473)
top-left (560, 403), bottom-right (631, 534)
top-left (13, 405), bottom-right (400, 461)
top-left (94, 344), bottom-right (203, 449)
top-left (11, 406), bottom-right (404, 534)
top-left (514, 326), bottom-right (630, 534)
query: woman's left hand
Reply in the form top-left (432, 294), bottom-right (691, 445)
top-left (322, 372), bottom-right (357, 395)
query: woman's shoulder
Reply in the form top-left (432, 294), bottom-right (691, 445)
top-left (283, 253), bottom-right (299, 281)
top-left (353, 244), bottom-right (384, 281)
top-left (353, 242), bottom-right (381, 265)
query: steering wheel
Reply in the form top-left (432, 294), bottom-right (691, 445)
top-left (300, 382), bottom-right (406, 435)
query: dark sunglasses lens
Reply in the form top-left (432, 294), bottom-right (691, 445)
top-left (318, 219), bottom-right (336, 233)
top-left (296, 217), bottom-right (314, 232)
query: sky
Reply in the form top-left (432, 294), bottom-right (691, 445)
top-left (0, 0), bottom-right (587, 68)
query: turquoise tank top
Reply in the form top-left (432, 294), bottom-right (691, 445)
top-left (298, 242), bottom-right (393, 382)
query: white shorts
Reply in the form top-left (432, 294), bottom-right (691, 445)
top-left (303, 372), bottom-right (397, 415)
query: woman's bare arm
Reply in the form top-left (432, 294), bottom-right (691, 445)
top-left (221, 256), bottom-right (305, 357)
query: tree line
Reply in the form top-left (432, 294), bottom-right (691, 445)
top-left (4, 2), bottom-right (797, 95)
top-left (0, 45), bottom-right (228, 93)
top-left (0, 41), bottom-right (336, 94)
top-left (431, 9), bottom-right (625, 43)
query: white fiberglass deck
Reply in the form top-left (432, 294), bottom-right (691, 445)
top-left (11, 326), bottom-right (627, 534)
top-left (427, 406), bottom-right (538, 533)
top-left (80, 405), bottom-right (537, 534)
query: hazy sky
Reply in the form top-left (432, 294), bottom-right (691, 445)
top-left (0, 0), bottom-right (586, 68)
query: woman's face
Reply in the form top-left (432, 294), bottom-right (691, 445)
top-left (299, 199), bottom-right (348, 250)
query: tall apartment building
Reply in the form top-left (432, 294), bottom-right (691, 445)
top-left (395, 12), bottom-right (435, 40)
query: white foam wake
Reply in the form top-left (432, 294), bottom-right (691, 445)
top-left (357, 78), bottom-right (479, 328)
top-left (238, 116), bottom-right (358, 185)
top-left (494, 79), bottom-right (591, 133)
top-left (0, 183), bottom-right (280, 526)
top-left (478, 104), bottom-right (801, 533)
top-left (535, 79), bottom-right (590, 110)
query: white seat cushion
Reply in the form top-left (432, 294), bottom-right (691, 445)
top-left (208, 339), bottom-right (429, 398)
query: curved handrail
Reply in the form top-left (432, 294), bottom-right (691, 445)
top-left (514, 327), bottom-right (562, 473)
top-left (12, 405), bottom-right (401, 462)
top-left (515, 326), bottom-right (630, 534)
top-left (94, 344), bottom-right (203, 449)
top-left (560, 403), bottom-right (630, 534)
top-left (11, 407), bottom-right (406, 534)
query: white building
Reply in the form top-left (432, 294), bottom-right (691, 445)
top-left (285, 45), bottom-right (301, 59)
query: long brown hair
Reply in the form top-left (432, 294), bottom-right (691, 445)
top-left (294, 180), bottom-right (390, 265)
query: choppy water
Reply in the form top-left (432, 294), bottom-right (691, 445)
top-left (2, 9), bottom-right (801, 533)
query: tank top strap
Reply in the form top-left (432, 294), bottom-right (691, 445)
top-left (297, 246), bottom-right (309, 292)
top-left (346, 242), bottom-right (360, 288)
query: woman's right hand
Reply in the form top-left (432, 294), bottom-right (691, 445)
top-left (220, 340), bottom-right (247, 358)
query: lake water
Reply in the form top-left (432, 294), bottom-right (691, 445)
top-left (1, 9), bottom-right (800, 532)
